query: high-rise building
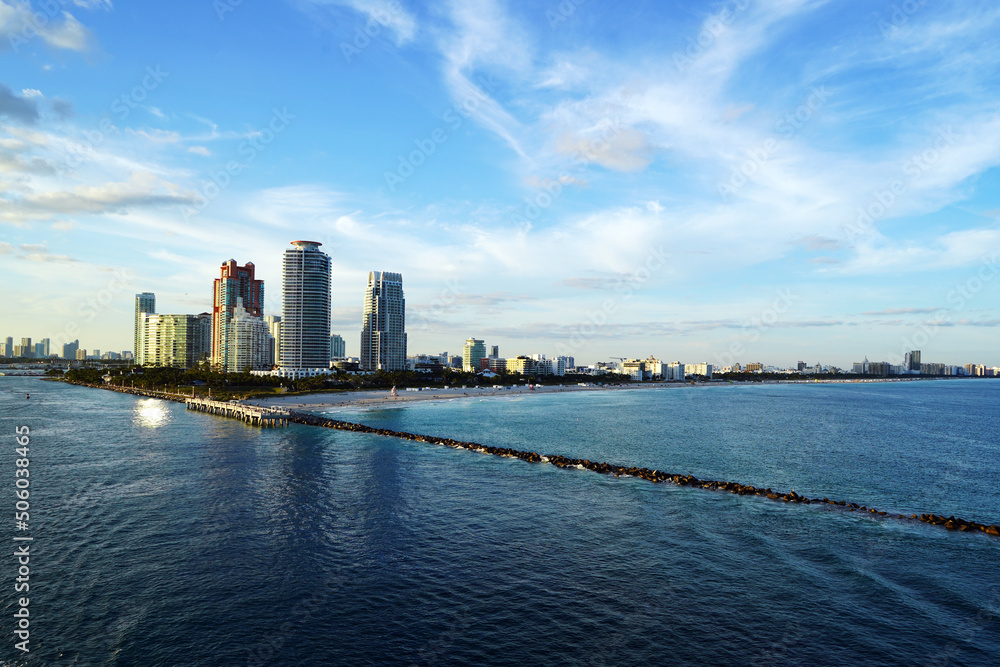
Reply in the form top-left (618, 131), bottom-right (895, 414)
top-left (360, 271), bottom-right (406, 371)
top-left (904, 350), bottom-right (921, 372)
top-left (264, 315), bottom-right (282, 367)
top-left (227, 299), bottom-right (273, 372)
top-left (462, 338), bottom-right (486, 372)
top-left (19, 338), bottom-right (32, 358)
top-left (330, 334), bottom-right (346, 359)
top-left (684, 362), bottom-right (713, 378)
top-left (134, 293), bottom-right (156, 365)
top-left (195, 313), bottom-right (212, 361)
top-left (280, 241), bottom-right (331, 370)
top-left (75, 349), bottom-right (87, 360)
top-left (491, 345), bottom-right (499, 358)
top-left (63, 339), bottom-right (79, 359)
top-left (212, 260), bottom-right (264, 370)
top-left (142, 313), bottom-right (211, 369)
top-left (3, 337), bottom-right (12, 357)
top-left (34, 338), bottom-right (50, 358)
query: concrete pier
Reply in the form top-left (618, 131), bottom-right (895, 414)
top-left (186, 398), bottom-right (290, 427)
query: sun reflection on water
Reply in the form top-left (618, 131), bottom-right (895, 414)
top-left (133, 399), bottom-right (171, 428)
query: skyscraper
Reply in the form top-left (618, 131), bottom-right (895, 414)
top-left (227, 299), bottom-right (273, 372)
top-left (212, 260), bottom-right (264, 370)
top-left (360, 271), bottom-right (406, 371)
top-left (134, 293), bottom-right (155, 364)
top-left (3, 337), bottom-right (12, 358)
top-left (63, 339), bottom-right (79, 359)
top-left (280, 241), bottom-right (331, 370)
top-left (20, 338), bottom-right (32, 359)
top-left (141, 313), bottom-right (211, 369)
top-left (264, 315), bottom-right (282, 367)
top-left (462, 338), bottom-right (485, 372)
top-left (330, 334), bottom-right (346, 359)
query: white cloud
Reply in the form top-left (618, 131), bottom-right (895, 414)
top-left (0, 2), bottom-right (94, 53)
top-left (3, 171), bottom-right (197, 223)
top-left (36, 11), bottom-right (93, 52)
top-left (836, 226), bottom-right (1000, 276)
top-left (70, 1), bottom-right (114, 9)
top-left (298, 0), bottom-right (417, 44)
top-left (6, 242), bottom-right (80, 263)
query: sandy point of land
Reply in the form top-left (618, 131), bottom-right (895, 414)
top-left (250, 382), bottom-right (695, 412)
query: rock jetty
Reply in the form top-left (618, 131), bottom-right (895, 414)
top-left (288, 410), bottom-right (1000, 538)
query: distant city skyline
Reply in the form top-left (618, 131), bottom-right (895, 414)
top-left (1, 2), bottom-right (999, 366)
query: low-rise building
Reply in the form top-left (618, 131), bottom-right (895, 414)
top-left (506, 356), bottom-right (535, 375)
top-left (623, 359), bottom-right (646, 381)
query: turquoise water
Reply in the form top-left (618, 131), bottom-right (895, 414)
top-left (1, 377), bottom-right (998, 665)
top-left (322, 381), bottom-right (1000, 523)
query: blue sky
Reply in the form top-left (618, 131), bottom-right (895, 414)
top-left (1, 0), bottom-right (998, 367)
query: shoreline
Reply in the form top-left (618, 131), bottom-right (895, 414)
top-left (250, 381), bottom-right (689, 412)
top-left (8, 375), bottom-right (973, 415)
top-left (248, 375), bottom-right (955, 412)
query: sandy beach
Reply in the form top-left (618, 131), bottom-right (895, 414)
top-left (248, 376), bottom-right (940, 412)
top-left (250, 382), bottom-right (683, 412)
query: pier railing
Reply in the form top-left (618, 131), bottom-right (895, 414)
top-left (185, 398), bottom-right (290, 427)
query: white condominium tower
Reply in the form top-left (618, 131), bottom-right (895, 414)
top-left (227, 299), bottom-right (273, 372)
top-left (360, 271), bottom-right (406, 371)
top-left (462, 338), bottom-right (485, 372)
top-left (280, 241), bottom-right (331, 370)
top-left (134, 292), bottom-right (155, 364)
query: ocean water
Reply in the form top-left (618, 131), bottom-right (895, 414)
top-left (1, 377), bottom-right (998, 666)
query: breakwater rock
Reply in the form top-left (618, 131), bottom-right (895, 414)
top-left (288, 411), bottom-right (1000, 538)
top-left (59, 384), bottom-right (1000, 539)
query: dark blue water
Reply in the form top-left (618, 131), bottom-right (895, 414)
top-left (1, 378), bottom-right (998, 666)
